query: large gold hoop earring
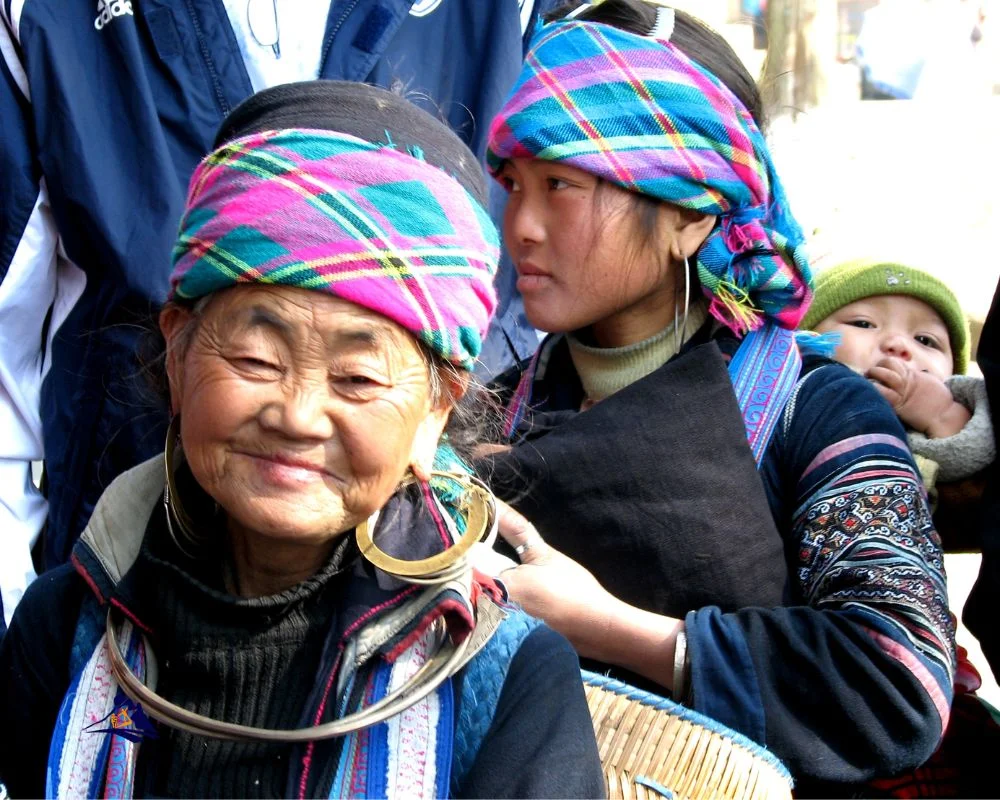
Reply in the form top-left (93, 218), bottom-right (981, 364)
top-left (163, 415), bottom-right (200, 558)
top-left (355, 472), bottom-right (497, 585)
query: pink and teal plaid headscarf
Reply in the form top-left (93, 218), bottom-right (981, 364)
top-left (170, 129), bottom-right (499, 370)
top-left (487, 18), bottom-right (812, 334)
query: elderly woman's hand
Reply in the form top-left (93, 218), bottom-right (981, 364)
top-left (496, 500), bottom-right (682, 689)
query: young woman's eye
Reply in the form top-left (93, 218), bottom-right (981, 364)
top-left (915, 334), bottom-right (940, 349)
top-left (547, 177), bottom-right (570, 191)
top-left (500, 174), bottom-right (520, 192)
top-left (846, 319), bottom-right (874, 329)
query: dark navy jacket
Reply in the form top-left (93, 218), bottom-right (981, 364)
top-left (491, 332), bottom-right (955, 791)
top-left (0, 1), bottom-right (545, 615)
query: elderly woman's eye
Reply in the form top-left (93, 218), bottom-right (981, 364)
top-left (330, 372), bottom-right (385, 394)
top-left (233, 356), bottom-right (282, 374)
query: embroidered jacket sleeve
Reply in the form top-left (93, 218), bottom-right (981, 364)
top-left (685, 362), bottom-right (956, 787)
top-left (0, 564), bottom-right (83, 798)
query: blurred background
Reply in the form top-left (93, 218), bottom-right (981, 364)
top-left (677, 0), bottom-right (999, 349)
top-left (680, 0), bottom-right (1000, 706)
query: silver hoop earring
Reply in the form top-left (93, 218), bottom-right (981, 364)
top-left (681, 253), bottom-right (691, 346)
top-left (674, 254), bottom-right (691, 353)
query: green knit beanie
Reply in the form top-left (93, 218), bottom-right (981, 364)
top-left (800, 259), bottom-right (970, 375)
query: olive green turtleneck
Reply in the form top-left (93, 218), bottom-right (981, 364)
top-left (567, 302), bottom-right (709, 406)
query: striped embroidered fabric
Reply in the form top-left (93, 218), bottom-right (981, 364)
top-left (794, 437), bottom-right (955, 722)
top-left (729, 324), bottom-right (801, 465)
top-left (170, 130), bottom-right (500, 370)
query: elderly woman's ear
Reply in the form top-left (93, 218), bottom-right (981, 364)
top-left (409, 370), bottom-right (470, 481)
top-left (159, 303), bottom-right (197, 416)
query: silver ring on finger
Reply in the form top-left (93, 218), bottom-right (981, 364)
top-left (515, 537), bottom-right (541, 558)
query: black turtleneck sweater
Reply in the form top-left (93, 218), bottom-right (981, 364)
top-left (125, 511), bottom-right (355, 798)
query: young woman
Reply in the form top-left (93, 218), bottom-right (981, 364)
top-left (482, 1), bottom-right (955, 794)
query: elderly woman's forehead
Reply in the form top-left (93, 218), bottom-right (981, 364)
top-left (208, 286), bottom-right (414, 346)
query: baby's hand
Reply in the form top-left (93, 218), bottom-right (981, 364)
top-left (866, 357), bottom-right (955, 434)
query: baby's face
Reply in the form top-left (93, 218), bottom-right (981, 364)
top-left (814, 295), bottom-right (954, 381)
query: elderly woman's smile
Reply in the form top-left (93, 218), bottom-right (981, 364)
top-left (161, 284), bottom-right (451, 547)
top-left (239, 451), bottom-right (340, 485)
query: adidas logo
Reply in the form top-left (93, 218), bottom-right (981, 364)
top-left (94, 0), bottom-right (133, 30)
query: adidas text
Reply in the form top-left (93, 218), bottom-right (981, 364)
top-left (95, 0), bottom-right (133, 30)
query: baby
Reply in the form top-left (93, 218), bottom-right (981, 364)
top-left (801, 259), bottom-right (994, 501)
top-left (803, 260), bottom-right (1000, 797)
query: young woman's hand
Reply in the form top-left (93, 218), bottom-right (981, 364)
top-left (472, 442), bottom-right (512, 459)
top-left (495, 499), bottom-right (682, 690)
top-left (494, 499), bottom-right (618, 660)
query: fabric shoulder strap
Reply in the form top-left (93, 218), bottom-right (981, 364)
top-left (506, 324), bottom-right (802, 467)
top-left (450, 607), bottom-right (542, 793)
top-left (727, 324), bottom-right (802, 466)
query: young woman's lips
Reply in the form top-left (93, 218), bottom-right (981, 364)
top-left (242, 452), bottom-right (335, 489)
top-left (516, 262), bottom-right (553, 293)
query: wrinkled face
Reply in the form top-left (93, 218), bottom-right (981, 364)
top-left (500, 158), bottom-right (702, 340)
top-left (814, 294), bottom-right (954, 380)
top-left (161, 286), bottom-right (451, 545)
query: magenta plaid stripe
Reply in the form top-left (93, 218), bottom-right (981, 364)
top-left (170, 130), bottom-right (499, 370)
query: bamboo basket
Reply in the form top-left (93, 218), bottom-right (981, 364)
top-left (582, 671), bottom-right (793, 800)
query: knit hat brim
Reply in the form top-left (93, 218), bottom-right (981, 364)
top-left (800, 259), bottom-right (970, 375)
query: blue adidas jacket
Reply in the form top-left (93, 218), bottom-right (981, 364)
top-left (0, 0), bottom-right (546, 628)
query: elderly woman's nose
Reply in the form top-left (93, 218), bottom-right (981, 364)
top-left (260, 387), bottom-right (335, 439)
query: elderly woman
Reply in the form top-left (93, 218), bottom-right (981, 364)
top-left (0, 81), bottom-right (603, 799)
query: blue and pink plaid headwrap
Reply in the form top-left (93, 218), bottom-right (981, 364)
top-left (170, 129), bottom-right (500, 371)
top-left (487, 18), bottom-right (813, 334)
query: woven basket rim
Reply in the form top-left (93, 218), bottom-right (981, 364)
top-left (581, 669), bottom-right (793, 783)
